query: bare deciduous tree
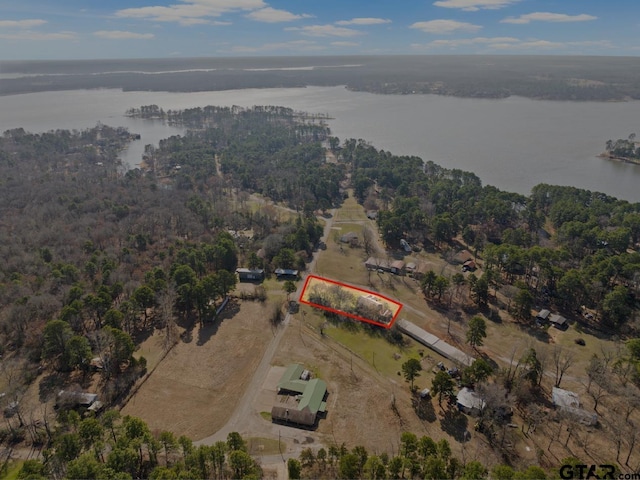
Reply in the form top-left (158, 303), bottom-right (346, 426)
top-left (158, 286), bottom-right (179, 352)
top-left (586, 378), bottom-right (609, 414)
top-left (552, 346), bottom-right (576, 388)
top-left (624, 421), bottom-right (638, 467)
top-left (362, 226), bottom-right (376, 258)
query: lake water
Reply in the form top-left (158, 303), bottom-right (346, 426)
top-left (1, 86), bottom-right (640, 202)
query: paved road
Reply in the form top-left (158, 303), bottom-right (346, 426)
top-left (194, 209), bottom-right (337, 454)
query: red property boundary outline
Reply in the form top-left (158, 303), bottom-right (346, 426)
top-left (299, 274), bottom-right (403, 329)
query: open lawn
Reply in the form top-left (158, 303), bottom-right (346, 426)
top-left (121, 300), bottom-right (275, 440)
top-left (2, 460), bottom-right (24, 480)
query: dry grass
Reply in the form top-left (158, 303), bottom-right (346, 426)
top-left (334, 195), bottom-right (368, 222)
top-left (121, 300), bottom-right (274, 440)
top-left (246, 436), bottom-right (286, 456)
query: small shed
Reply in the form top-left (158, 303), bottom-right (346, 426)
top-left (390, 260), bottom-right (406, 275)
top-left (364, 257), bottom-right (390, 272)
top-left (56, 390), bottom-right (99, 410)
top-left (536, 309), bottom-right (551, 321)
top-left (366, 210), bottom-right (378, 220)
top-left (405, 262), bottom-right (417, 274)
top-left (549, 314), bottom-right (568, 330)
top-left (339, 232), bottom-right (359, 245)
top-left (462, 259), bottom-right (477, 272)
top-left (552, 387), bottom-right (598, 426)
top-left (454, 250), bottom-right (473, 264)
top-left (456, 387), bottom-right (485, 416)
top-left (552, 387), bottom-right (580, 409)
top-left (275, 269), bottom-right (299, 279)
top-left (236, 268), bottom-right (265, 282)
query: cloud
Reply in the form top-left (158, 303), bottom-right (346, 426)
top-left (246, 7), bottom-right (312, 23)
top-left (229, 39), bottom-right (325, 53)
top-left (331, 41), bottom-right (360, 47)
top-left (94, 30), bottom-right (155, 40)
top-left (433, 0), bottom-right (520, 11)
top-left (0, 19), bottom-right (47, 28)
top-left (410, 20), bottom-right (482, 34)
top-left (286, 24), bottom-right (363, 37)
top-left (501, 12), bottom-right (597, 24)
top-left (115, 0), bottom-right (265, 26)
top-left (0, 31), bottom-right (77, 40)
top-left (335, 18), bottom-right (391, 26)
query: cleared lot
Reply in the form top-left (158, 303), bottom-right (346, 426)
top-left (121, 300), bottom-right (274, 439)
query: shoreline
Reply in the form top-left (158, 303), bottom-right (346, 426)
top-left (598, 152), bottom-right (640, 166)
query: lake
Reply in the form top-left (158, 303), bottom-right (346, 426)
top-left (1, 86), bottom-right (639, 202)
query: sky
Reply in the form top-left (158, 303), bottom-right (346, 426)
top-left (0, 0), bottom-right (637, 60)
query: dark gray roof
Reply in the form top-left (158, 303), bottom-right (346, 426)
top-left (236, 268), bottom-right (264, 274)
top-left (275, 268), bottom-right (298, 276)
top-left (536, 309), bottom-right (551, 320)
top-left (549, 314), bottom-right (567, 325)
top-left (271, 406), bottom-right (316, 426)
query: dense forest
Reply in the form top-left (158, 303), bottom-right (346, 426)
top-left (0, 108), bottom-right (328, 450)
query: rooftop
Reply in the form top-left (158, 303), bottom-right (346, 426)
top-left (552, 387), bottom-right (580, 409)
top-left (277, 364), bottom-right (307, 394)
top-left (457, 387), bottom-right (485, 411)
top-left (298, 378), bottom-right (327, 414)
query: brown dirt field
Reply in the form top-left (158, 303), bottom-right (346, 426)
top-left (121, 300), bottom-right (274, 439)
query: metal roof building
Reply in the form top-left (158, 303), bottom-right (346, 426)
top-left (277, 364), bottom-right (308, 394)
top-left (456, 387), bottom-right (485, 416)
top-left (298, 378), bottom-right (327, 415)
top-left (275, 268), bottom-right (299, 278)
top-left (552, 387), bottom-right (597, 426)
top-left (272, 364), bottom-right (328, 428)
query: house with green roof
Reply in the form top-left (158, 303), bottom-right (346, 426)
top-left (272, 364), bottom-right (328, 428)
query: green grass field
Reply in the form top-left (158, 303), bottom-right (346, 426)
top-left (325, 324), bottom-right (421, 377)
top-left (259, 411), bottom-right (272, 421)
top-left (3, 461), bottom-right (24, 480)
